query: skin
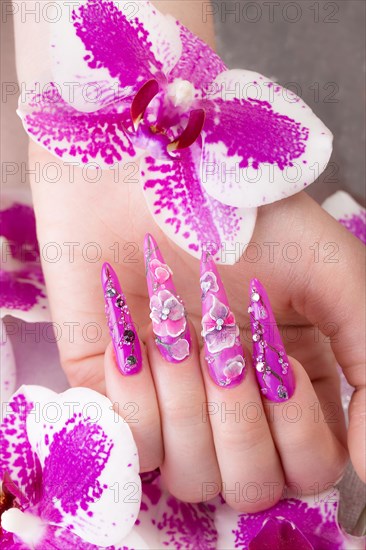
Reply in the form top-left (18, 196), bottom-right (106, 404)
top-left (12, 0), bottom-right (365, 511)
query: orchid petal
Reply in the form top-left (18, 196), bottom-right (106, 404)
top-left (215, 490), bottom-right (365, 550)
top-left (141, 142), bottom-right (257, 264)
top-left (0, 387), bottom-right (51, 506)
top-left (18, 88), bottom-right (135, 166)
top-left (136, 471), bottom-right (219, 548)
top-left (24, 386), bottom-right (141, 546)
top-left (61, 0), bottom-right (181, 97)
top-left (201, 69), bottom-right (333, 208)
top-left (0, 320), bottom-right (16, 406)
top-left (322, 191), bottom-right (366, 244)
top-left (0, 197), bottom-right (49, 322)
top-left (170, 22), bottom-right (227, 90)
top-left (50, 0), bottom-right (135, 113)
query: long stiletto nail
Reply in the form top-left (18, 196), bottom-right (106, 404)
top-left (249, 278), bottom-right (295, 401)
top-left (101, 263), bottom-right (142, 375)
top-left (200, 251), bottom-right (246, 388)
top-left (144, 234), bottom-right (191, 363)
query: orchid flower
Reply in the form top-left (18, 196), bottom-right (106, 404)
top-left (18, 0), bottom-right (332, 264)
top-left (216, 490), bottom-right (365, 550)
top-left (0, 192), bottom-right (50, 407)
top-left (131, 470), bottom-right (364, 549)
top-left (0, 385), bottom-right (141, 549)
top-left (322, 191), bottom-right (366, 245)
top-left (0, 319), bottom-right (16, 405)
top-left (0, 192), bottom-right (49, 322)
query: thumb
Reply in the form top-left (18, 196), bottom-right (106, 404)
top-left (293, 195), bottom-right (365, 481)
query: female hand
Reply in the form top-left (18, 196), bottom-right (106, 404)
top-left (11, 0), bottom-right (365, 502)
top-left (102, 233), bottom-right (349, 512)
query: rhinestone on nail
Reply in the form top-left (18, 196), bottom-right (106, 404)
top-left (106, 287), bottom-right (117, 298)
top-left (251, 292), bottom-right (260, 302)
top-left (256, 361), bottom-right (265, 372)
top-left (123, 329), bottom-right (135, 344)
top-left (126, 355), bottom-right (137, 366)
top-left (252, 333), bottom-right (260, 342)
top-left (277, 385), bottom-right (288, 399)
top-left (116, 296), bottom-right (125, 308)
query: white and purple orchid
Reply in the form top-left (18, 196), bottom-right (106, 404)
top-left (1, 386), bottom-right (364, 549)
top-left (0, 192), bottom-right (49, 323)
top-left (322, 191), bottom-right (366, 245)
top-left (0, 385), bottom-right (141, 549)
top-left (0, 192), bottom-right (50, 407)
top-left (18, 0), bottom-right (332, 263)
top-left (132, 470), bottom-right (364, 549)
top-left (0, 319), bottom-right (16, 405)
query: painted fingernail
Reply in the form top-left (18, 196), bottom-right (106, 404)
top-left (200, 251), bottom-right (246, 388)
top-left (101, 262), bottom-right (142, 375)
top-left (249, 278), bottom-right (295, 401)
top-left (144, 234), bottom-right (191, 363)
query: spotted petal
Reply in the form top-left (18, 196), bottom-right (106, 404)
top-left (0, 320), bottom-right (16, 406)
top-left (169, 22), bottom-right (227, 91)
top-left (322, 191), bottom-right (366, 244)
top-left (215, 490), bottom-right (365, 550)
top-left (141, 142), bottom-right (257, 264)
top-left (0, 387), bottom-right (51, 507)
top-left (200, 69), bottom-right (333, 208)
top-left (0, 195), bottom-right (49, 322)
top-left (18, 86), bottom-right (135, 166)
top-left (50, 0), bottom-right (182, 113)
top-left (25, 386), bottom-right (141, 546)
top-left (135, 470), bottom-right (219, 548)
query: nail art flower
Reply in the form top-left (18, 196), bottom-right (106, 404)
top-left (168, 338), bottom-right (190, 362)
top-left (223, 355), bottom-right (246, 381)
top-left (150, 259), bottom-right (173, 285)
top-left (18, 0), bottom-right (332, 264)
top-left (202, 296), bottom-right (239, 354)
top-left (200, 270), bottom-right (219, 300)
top-left (0, 385), bottom-right (141, 549)
top-left (150, 289), bottom-right (186, 338)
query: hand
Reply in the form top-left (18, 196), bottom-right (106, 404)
top-left (28, 139), bottom-right (365, 504)
top-left (12, 0), bottom-right (365, 508)
top-left (102, 233), bottom-right (350, 513)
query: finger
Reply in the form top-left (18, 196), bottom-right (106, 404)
top-left (201, 353), bottom-right (284, 513)
top-left (248, 278), bottom-right (348, 491)
top-left (146, 325), bottom-right (221, 502)
top-left (105, 343), bottom-right (163, 473)
top-left (144, 234), bottom-right (220, 502)
top-left (200, 253), bottom-right (284, 513)
top-left (263, 357), bottom-right (348, 493)
top-left (102, 263), bottom-right (163, 472)
top-left (293, 195), bottom-right (365, 481)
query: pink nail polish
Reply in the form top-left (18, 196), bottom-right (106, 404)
top-left (101, 263), bottom-right (142, 375)
top-left (249, 278), bottom-right (295, 401)
top-left (200, 252), bottom-right (246, 388)
top-left (144, 234), bottom-right (191, 363)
